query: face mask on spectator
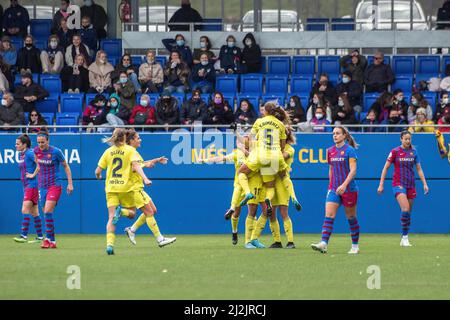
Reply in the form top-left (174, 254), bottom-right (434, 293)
top-left (49, 41), bottom-right (58, 49)
top-left (25, 43), bottom-right (33, 48)
top-left (227, 41), bottom-right (235, 48)
top-left (1, 99), bottom-right (7, 106)
top-left (119, 77), bottom-right (128, 84)
top-left (99, 58), bottom-right (106, 64)
top-left (200, 41), bottom-right (206, 48)
top-left (245, 39), bottom-right (252, 46)
top-left (338, 100), bottom-right (344, 107)
top-left (214, 97), bottom-right (222, 104)
top-left (140, 99), bottom-right (148, 107)
top-left (201, 60), bottom-right (209, 66)
top-left (290, 101), bottom-right (296, 108)
top-left (111, 101), bottom-right (118, 108)
top-left (84, 0), bottom-right (93, 7)
top-left (390, 116), bottom-right (400, 123)
top-left (315, 113), bottom-right (324, 120)
top-left (313, 98), bottom-right (319, 105)
top-left (443, 98), bottom-right (449, 105)
top-left (411, 99), bottom-right (418, 106)
top-left (342, 77), bottom-right (350, 84)
top-left (176, 39), bottom-right (185, 47)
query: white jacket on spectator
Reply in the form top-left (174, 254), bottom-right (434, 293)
top-left (88, 60), bottom-right (114, 91)
top-left (440, 76), bottom-right (450, 91)
top-left (138, 62), bottom-right (164, 84)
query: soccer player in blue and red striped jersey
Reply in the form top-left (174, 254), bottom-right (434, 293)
top-left (378, 130), bottom-right (429, 247)
top-left (34, 131), bottom-right (74, 249)
top-left (311, 126), bottom-right (361, 254)
top-left (13, 134), bottom-right (44, 243)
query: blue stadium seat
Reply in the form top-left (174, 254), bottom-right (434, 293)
top-left (422, 91), bottom-right (437, 113)
top-left (215, 74), bottom-right (238, 94)
top-left (237, 95), bottom-right (260, 111)
top-left (202, 18), bottom-right (222, 31)
top-left (306, 18), bottom-right (329, 31)
top-left (34, 38), bottom-right (47, 51)
top-left (265, 75), bottom-right (288, 94)
top-left (131, 55), bottom-right (143, 66)
top-left (36, 94), bottom-right (59, 114)
top-left (359, 112), bottom-right (367, 122)
top-left (392, 75), bottom-right (413, 93)
top-left (10, 37), bottom-right (23, 51)
top-left (392, 55), bottom-right (415, 75)
top-left (260, 56), bottom-right (267, 74)
top-left (85, 93), bottom-right (110, 106)
top-left (290, 75), bottom-right (313, 95)
top-left (442, 56), bottom-right (450, 75)
top-left (267, 56), bottom-right (291, 74)
top-left (60, 93), bottom-right (84, 114)
top-left (14, 73), bottom-right (39, 86)
top-left (367, 55), bottom-right (391, 66)
top-left (318, 56), bottom-right (340, 76)
top-left (56, 113), bottom-right (79, 133)
top-left (148, 93), bottom-right (160, 106)
top-left (30, 19), bottom-right (52, 39)
top-left (363, 93), bottom-right (380, 112)
top-left (417, 55), bottom-right (440, 75)
top-left (262, 94), bottom-right (286, 105)
top-left (223, 94), bottom-right (235, 108)
top-left (240, 74), bottom-right (263, 94)
top-left (171, 93), bottom-right (185, 106)
top-left (108, 57), bottom-right (118, 67)
top-left (292, 56), bottom-right (315, 76)
top-left (156, 56), bottom-right (167, 67)
top-left (40, 77), bottom-right (62, 94)
top-left (331, 18), bottom-right (355, 31)
top-left (41, 112), bottom-right (54, 125)
top-left (100, 39), bottom-right (123, 61)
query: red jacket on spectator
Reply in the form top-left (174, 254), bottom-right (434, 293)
top-left (129, 104), bottom-right (156, 125)
top-left (82, 104), bottom-right (102, 125)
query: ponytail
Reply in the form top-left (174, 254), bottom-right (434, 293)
top-left (336, 126), bottom-right (359, 149)
top-left (17, 134), bottom-right (32, 148)
top-left (102, 128), bottom-right (126, 146)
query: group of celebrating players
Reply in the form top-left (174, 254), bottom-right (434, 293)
top-left (13, 100), bottom-right (431, 254)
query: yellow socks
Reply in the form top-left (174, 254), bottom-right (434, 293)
top-left (231, 215), bottom-right (239, 233)
top-left (251, 214), bottom-right (267, 241)
top-left (284, 218), bottom-right (294, 243)
top-left (106, 232), bottom-right (115, 247)
top-left (131, 213), bottom-right (146, 232)
top-left (146, 215), bottom-right (161, 239)
top-left (265, 187), bottom-right (275, 201)
top-left (269, 218), bottom-right (282, 243)
top-left (238, 173), bottom-right (251, 194)
top-left (245, 216), bottom-right (257, 244)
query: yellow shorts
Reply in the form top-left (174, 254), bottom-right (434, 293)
top-left (248, 173), bottom-right (265, 205)
top-left (272, 176), bottom-right (290, 207)
top-left (245, 149), bottom-right (288, 181)
top-left (106, 191), bottom-right (135, 208)
top-left (134, 190), bottom-right (152, 209)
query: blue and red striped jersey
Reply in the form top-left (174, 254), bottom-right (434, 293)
top-left (18, 149), bottom-right (37, 189)
top-left (34, 146), bottom-right (66, 189)
top-left (327, 143), bottom-right (358, 193)
top-left (387, 146), bottom-right (420, 189)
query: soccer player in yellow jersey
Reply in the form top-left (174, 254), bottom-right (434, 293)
top-left (123, 130), bottom-right (177, 248)
top-left (95, 128), bottom-right (151, 255)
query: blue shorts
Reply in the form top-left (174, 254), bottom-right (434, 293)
top-left (326, 190), bottom-right (358, 207)
top-left (392, 186), bottom-right (417, 200)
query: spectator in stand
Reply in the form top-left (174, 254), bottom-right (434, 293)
top-left (407, 93), bottom-right (433, 124)
top-left (340, 49), bottom-right (367, 86)
top-left (16, 35), bottom-right (42, 74)
top-left (51, 0), bottom-right (72, 34)
top-left (162, 34), bottom-right (193, 67)
top-left (155, 91), bottom-right (180, 130)
top-left (436, 91), bottom-right (450, 121)
top-left (65, 33), bottom-right (91, 67)
top-left (14, 72), bottom-right (49, 112)
top-left (364, 52), bottom-right (395, 93)
top-left (179, 89), bottom-right (207, 125)
top-left (309, 73), bottom-right (338, 108)
top-left (204, 92), bottom-right (234, 125)
top-left (163, 51), bottom-right (190, 94)
top-left (193, 36), bottom-right (215, 65)
top-left (0, 68), bottom-right (9, 94)
top-left (190, 53), bottom-right (215, 94)
top-left (336, 70), bottom-right (363, 113)
top-left (383, 108), bottom-right (407, 133)
top-left (437, 1), bottom-right (450, 53)
top-left (438, 106), bottom-right (450, 133)
top-left (139, 50), bottom-right (164, 94)
top-left (440, 65), bottom-right (450, 91)
top-left (306, 92), bottom-right (332, 123)
top-left (218, 35), bottom-right (241, 74)
top-left (168, 0), bottom-right (203, 32)
top-left (79, 16), bottom-right (98, 54)
top-left (369, 92), bottom-right (394, 123)
top-left (80, 0), bottom-right (108, 39)
top-left (82, 94), bottom-right (106, 132)
top-left (26, 108), bottom-right (48, 133)
top-left (88, 50), bottom-right (114, 94)
top-left (409, 107), bottom-right (435, 133)
top-left (61, 54), bottom-right (89, 93)
top-left (0, 92), bottom-right (24, 130)
top-left (129, 94), bottom-right (156, 128)
top-left (241, 33), bottom-right (261, 74)
top-left (56, 18), bottom-right (75, 49)
top-left (0, 5), bottom-right (3, 38)
top-left (0, 55), bottom-right (12, 89)
top-left (0, 36), bottom-right (17, 68)
top-left (360, 108), bottom-right (381, 132)
top-left (40, 35), bottom-right (65, 74)
top-left (113, 71), bottom-right (136, 114)
top-left (392, 89), bottom-right (408, 122)
top-left (234, 99), bottom-right (257, 126)
top-left (333, 94), bottom-right (357, 126)
top-left (96, 94), bottom-right (130, 133)
top-left (3, 0), bottom-right (29, 38)
top-left (285, 95), bottom-right (306, 126)
top-left (310, 106), bottom-right (332, 133)
top-left (112, 54), bottom-right (140, 93)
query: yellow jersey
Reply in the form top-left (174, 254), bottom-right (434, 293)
top-left (224, 149), bottom-right (247, 182)
top-left (285, 144), bottom-right (295, 169)
top-left (129, 149), bottom-right (145, 191)
top-left (251, 115), bottom-right (287, 153)
top-left (98, 144), bottom-right (139, 193)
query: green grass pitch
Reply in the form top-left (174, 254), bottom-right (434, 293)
top-left (0, 234), bottom-right (449, 300)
